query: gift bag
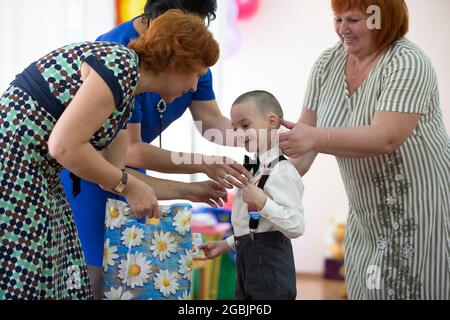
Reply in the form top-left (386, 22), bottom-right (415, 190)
top-left (102, 199), bottom-right (194, 300)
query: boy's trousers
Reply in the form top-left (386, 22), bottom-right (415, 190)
top-left (234, 231), bottom-right (297, 300)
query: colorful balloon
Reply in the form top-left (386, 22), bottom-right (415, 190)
top-left (236, 0), bottom-right (260, 21)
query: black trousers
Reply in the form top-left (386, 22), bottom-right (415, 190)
top-left (234, 231), bottom-right (297, 300)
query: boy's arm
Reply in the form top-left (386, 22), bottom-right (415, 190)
top-left (249, 163), bottom-right (305, 239)
top-left (225, 235), bottom-right (236, 251)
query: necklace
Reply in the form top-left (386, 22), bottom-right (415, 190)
top-left (156, 98), bottom-right (167, 148)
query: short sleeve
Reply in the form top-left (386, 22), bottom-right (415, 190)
top-left (129, 94), bottom-right (144, 124)
top-left (377, 50), bottom-right (437, 115)
top-left (83, 43), bottom-right (140, 109)
top-left (192, 68), bottom-right (216, 101)
top-left (303, 47), bottom-right (336, 112)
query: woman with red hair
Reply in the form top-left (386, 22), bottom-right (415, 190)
top-left (0, 9), bottom-right (219, 299)
top-left (280, 0), bottom-right (449, 299)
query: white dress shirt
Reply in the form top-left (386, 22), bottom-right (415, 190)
top-left (226, 148), bottom-right (305, 250)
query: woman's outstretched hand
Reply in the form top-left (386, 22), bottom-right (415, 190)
top-left (186, 180), bottom-right (228, 208)
top-left (202, 155), bottom-right (251, 189)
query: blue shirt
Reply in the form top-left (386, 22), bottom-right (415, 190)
top-left (61, 16), bottom-right (216, 267)
top-left (97, 16), bottom-right (216, 143)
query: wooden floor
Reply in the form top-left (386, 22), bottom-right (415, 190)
top-left (296, 273), bottom-right (347, 300)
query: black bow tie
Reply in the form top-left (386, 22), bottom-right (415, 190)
top-left (243, 155), bottom-right (260, 175)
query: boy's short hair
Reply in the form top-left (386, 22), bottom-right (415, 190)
top-left (232, 90), bottom-right (284, 120)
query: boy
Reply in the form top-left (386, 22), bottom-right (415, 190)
top-left (198, 90), bottom-right (305, 300)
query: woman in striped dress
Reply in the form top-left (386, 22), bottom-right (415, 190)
top-left (0, 10), bottom-right (219, 299)
top-left (280, 0), bottom-right (449, 299)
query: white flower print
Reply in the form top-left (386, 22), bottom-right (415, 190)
top-left (178, 249), bottom-right (193, 281)
top-left (150, 230), bottom-right (178, 261)
top-left (105, 199), bottom-right (129, 230)
top-left (121, 225), bottom-right (144, 248)
top-left (177, 290), bottom-right (191, 300)
top-left (401, 244), bottom-right (414, 259)
top-left (118, 253), bottom-right (152, 288)
top-left (104, 287), bottom-right (134, 300)
top-left (103, 238), bottom-right (119, 272)
top-left (376, 236), bottom-right (388, 250)
top-left (172, 208), bottom-right (192, 236)
top-left (385, 195), bottom-right (397, 205)
top-left (154, 270), bottom-right (179, 297)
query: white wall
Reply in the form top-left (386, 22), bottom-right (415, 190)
top-left (0, 0), bottom-right (448, 274)
top-left (0, 0), bottom-right (114, 90)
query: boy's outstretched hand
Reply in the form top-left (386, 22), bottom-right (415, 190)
top-left (194, 240), bottom-right (231, 260)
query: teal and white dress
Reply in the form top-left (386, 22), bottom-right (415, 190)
top-left (0, 41), bottom-right (140, 299)
top-left (304, 37), bottom-right (450, 299)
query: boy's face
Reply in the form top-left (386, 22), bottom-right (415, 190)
top-left (230, 101), bottom-right (276, 154)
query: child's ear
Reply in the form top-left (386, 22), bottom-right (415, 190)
top-left (268, 113), bottom-right (280, 129)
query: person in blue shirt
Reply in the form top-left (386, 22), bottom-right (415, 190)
top-left (60, 0), bottom-right (250, 299)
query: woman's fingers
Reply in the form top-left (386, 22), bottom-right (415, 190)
top-left (279, 118), bottom-right (296, 129)
top-left (223, 167), bottom-right (248, 188)
top-left (230, 163), bottom-right (252, 180)
top-left (279, 130), bottom-right (291, 143)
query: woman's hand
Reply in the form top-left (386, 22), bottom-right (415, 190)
top-left (194, 240), bottom-right (230, 260)
top-left (186, 180), bottom-right (228, 208)
top-left (202, 155), bottom-right (251, 189)
top-left (279, 118), bottom-right (318, 159)
top-left (241, 184), bottom-right (267, 211)
top-left (123, 175), bottom-right (160, 219)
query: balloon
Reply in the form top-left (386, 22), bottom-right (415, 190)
top-left (236, 0), bottom-right (260, 21)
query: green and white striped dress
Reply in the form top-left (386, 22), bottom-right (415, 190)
top-left (304, 38), bottom-right (450, 299)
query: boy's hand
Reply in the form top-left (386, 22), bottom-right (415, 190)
top-left (241, 184), bottom-right (267, 211)
top-left (194, 240), bottom-right (230, 260)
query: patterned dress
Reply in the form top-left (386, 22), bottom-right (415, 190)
top-left (304, 38), bottom-right (450, 299)
top-left (0, 41), bottom-right (140, 299)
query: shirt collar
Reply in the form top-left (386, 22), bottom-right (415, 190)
top-left (257, 147), bottom-right (282, 167)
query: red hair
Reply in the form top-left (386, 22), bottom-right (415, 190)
top-left (331, 0), bottom-right (409, 50)
top-left (129, 9), bottom-right (220, 74)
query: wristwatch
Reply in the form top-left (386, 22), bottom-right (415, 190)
top-left (112, 169), bottom-right (128, 194)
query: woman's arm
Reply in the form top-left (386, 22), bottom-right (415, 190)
top-left (280, 111), bottom-right (421, 159)
top-left (126, 168), bottom-right (228, 207)
top-left (280, 107), bottom-right (319, 176)
top-left (126, 123), bottom-right (251, 188)
top-left (103, 129), bottom-right (128, 169)
top-left (48, 63), bottom-right (159, 217)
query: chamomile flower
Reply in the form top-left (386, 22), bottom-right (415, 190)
top-left (154, 270), bottom-right (179, 297)
top-left (103, 238), bottom-right (119, 272)
top-left (105, 199), bottom-right (129, 230)
top-left (121, 225), bottom-right (144, 248)
top-left (172, 208), bottom-right (192, 236)
top-left (178, 249), bottom-right (193, 281)
top-left (150, 230), bottom-right (178, 261)
top-left (118, 253), bottom-right (152, 288)
top-left (104, 287), bottom-right (134, 300)
top-left (177, 290), bottom-right (191, 300)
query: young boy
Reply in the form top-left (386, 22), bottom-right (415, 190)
top-left (198, 90), bottom-right (305, 300)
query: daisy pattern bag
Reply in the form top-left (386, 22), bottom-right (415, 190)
top-left (102, 199), bottom-right (194, 300)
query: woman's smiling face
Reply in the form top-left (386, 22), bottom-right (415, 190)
top-left (334, 10), bottom-right (377, 56)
